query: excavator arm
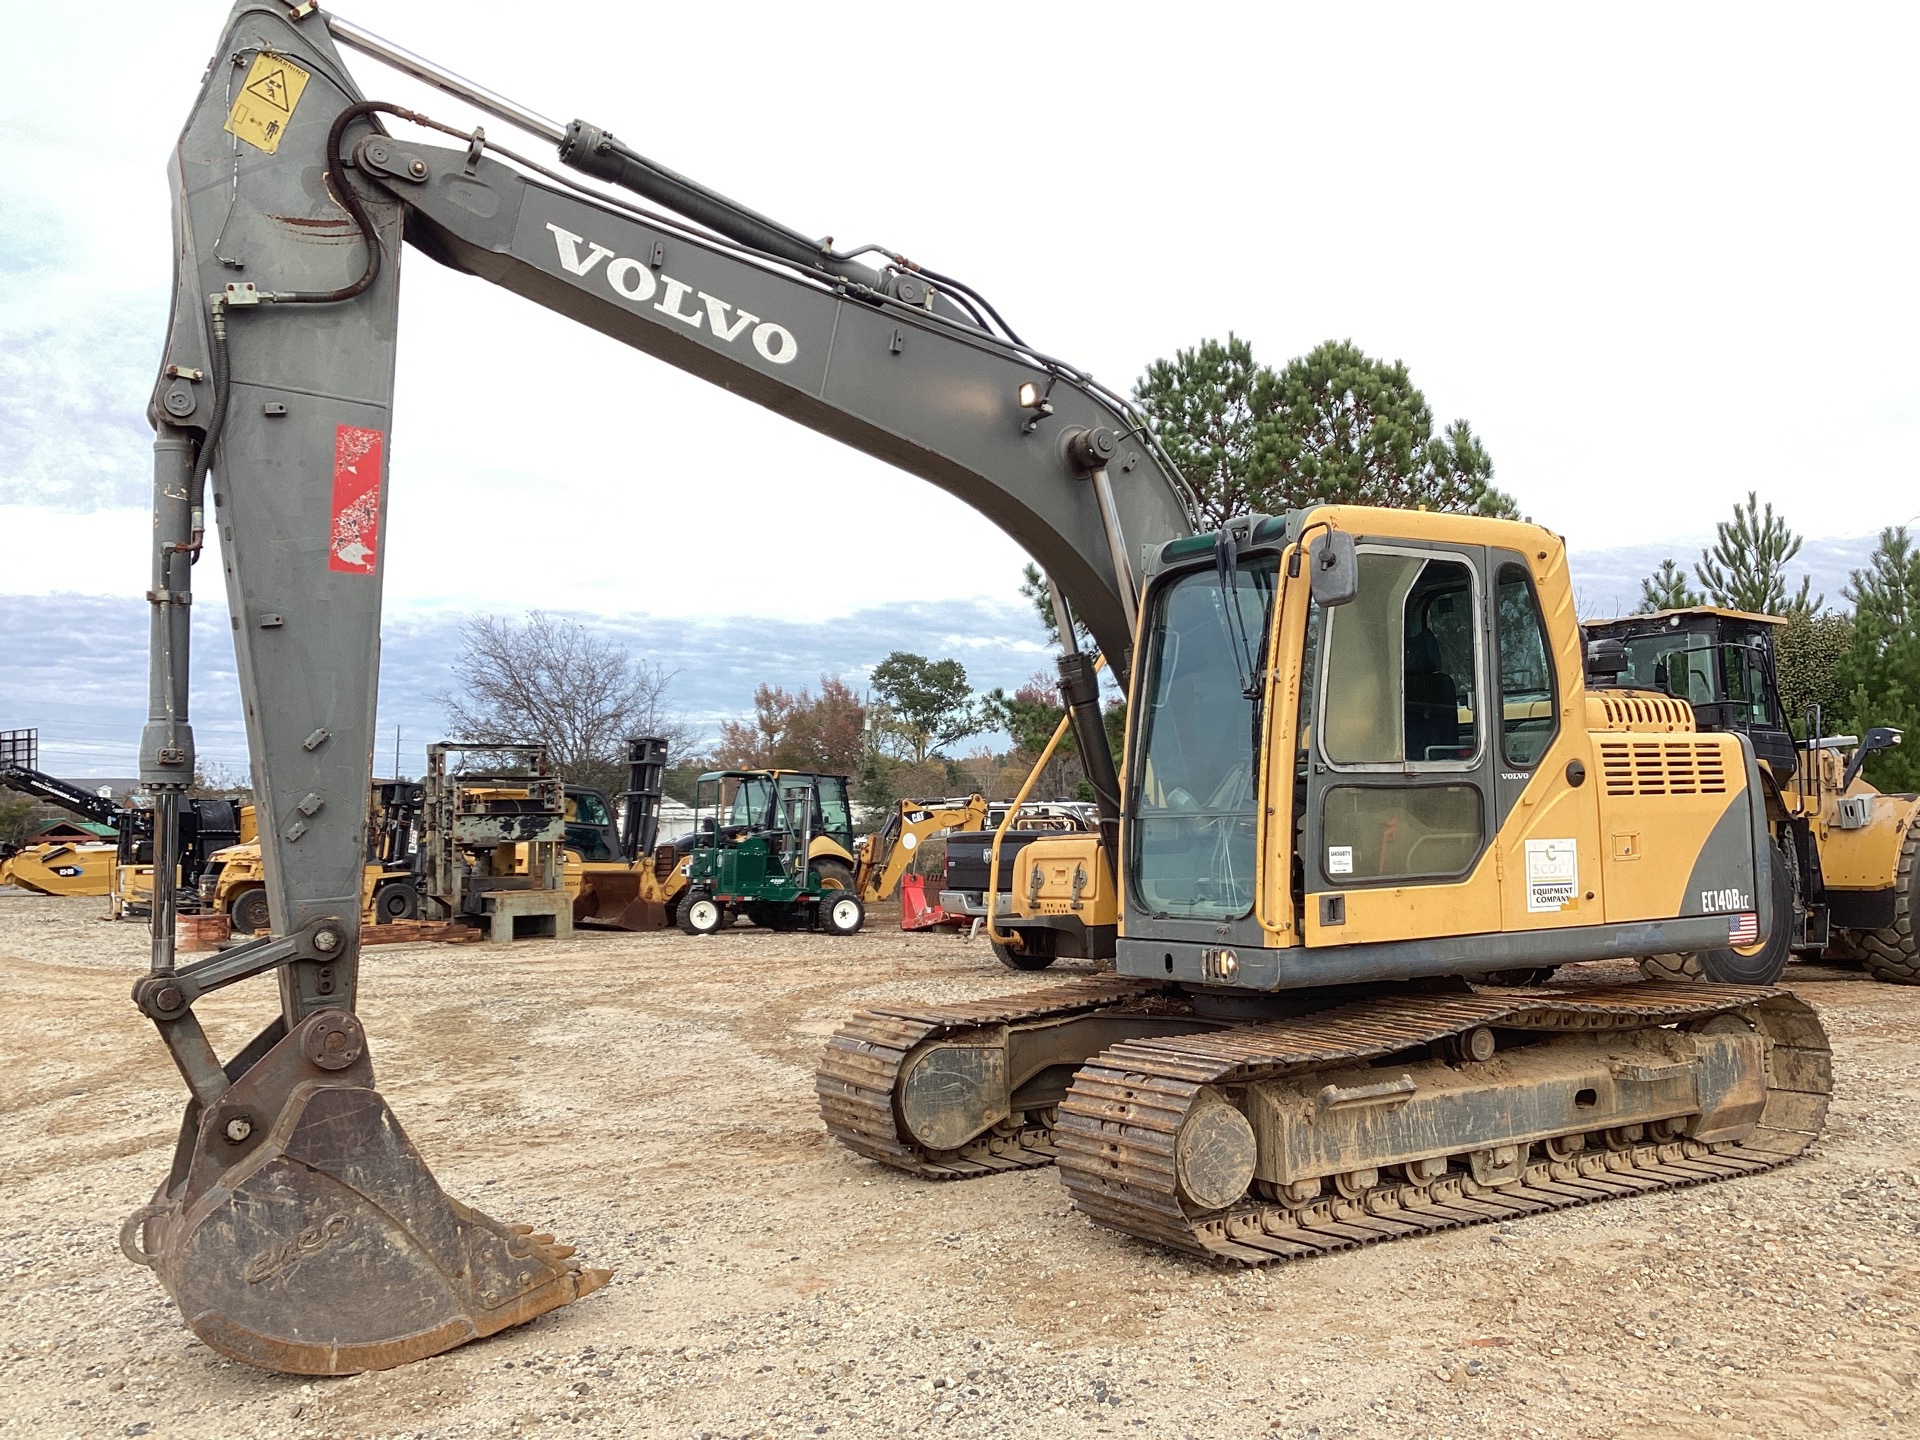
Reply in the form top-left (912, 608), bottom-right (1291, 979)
top-left (126, 2), bottom-right (1192, 1374)
top-left (856, 795), bottom-right (991, 903)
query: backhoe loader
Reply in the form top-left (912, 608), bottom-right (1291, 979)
top-left (122, 4), bottom-right (1829, 1376)
top-left (854, 795), bottom-right (991, 906)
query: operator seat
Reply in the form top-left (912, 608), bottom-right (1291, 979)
top-left (1403, 627), bottom-right (1461, 761)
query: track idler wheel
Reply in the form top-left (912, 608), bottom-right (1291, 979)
top-left (122, 1011), bottom-right (609, 1375)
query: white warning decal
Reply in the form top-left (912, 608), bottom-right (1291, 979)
top-left (1327, 845), bottom-right (1353, 876)
top-left (1525, 838), bottom-right (1578, 913)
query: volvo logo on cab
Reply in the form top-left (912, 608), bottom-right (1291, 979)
top-left (544, 223), bottom-right (799, 365)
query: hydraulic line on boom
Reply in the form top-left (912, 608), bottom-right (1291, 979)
top-left (123, 2), bottom-right (1828, 1378)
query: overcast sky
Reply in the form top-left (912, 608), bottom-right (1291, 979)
top-left (3, 2), bottom-right (1914, 773)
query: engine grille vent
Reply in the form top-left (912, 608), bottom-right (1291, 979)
top-left (1595, 695), bottom-right (1694, 731)
top-left (1598, 740), bottom-right (1729, 797)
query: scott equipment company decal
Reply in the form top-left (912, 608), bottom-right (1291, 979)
top-left (225, 52), bottom-right (310, 155)
top-left (1525, 838), bottom-right (1578, 913)
top-left (328, 425), bottom-right (383, 574)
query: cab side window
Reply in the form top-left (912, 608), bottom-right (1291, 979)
top-left (1321, 553), bottom-right (1480, 767)
top-left (1496, 564), bottom-right (1556, 767)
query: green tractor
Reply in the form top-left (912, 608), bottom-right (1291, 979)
top-left (678, 770), bottom-right (867, 936)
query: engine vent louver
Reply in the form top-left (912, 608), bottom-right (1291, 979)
top-left (1598, 740), bottom-right (1729, 797)
top-left (1596, 695), bottom-right (1694, 731)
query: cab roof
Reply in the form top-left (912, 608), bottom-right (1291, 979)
top-left (1587, 605), bottom-right (1787, 629)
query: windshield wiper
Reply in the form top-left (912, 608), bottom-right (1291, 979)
top-left (1213, 524), bottom-right (1263, 701)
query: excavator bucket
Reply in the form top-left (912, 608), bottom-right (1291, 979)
top-left (122, 1011), bottom-right (608, 1375)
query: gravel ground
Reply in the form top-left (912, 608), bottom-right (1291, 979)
top-left (1, 891), bottom-right (1917, 1439)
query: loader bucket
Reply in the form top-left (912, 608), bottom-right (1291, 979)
top-left (573, 870), bottom-right (669, 930)
top-left (122, 1011), bottom-right (608, 1374)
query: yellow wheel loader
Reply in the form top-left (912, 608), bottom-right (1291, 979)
top-left (1585, 607), bottom-right (1920, 984)
top-left (567, 737), bottom-right (690, 930)
top-left (201, 790), bottom-right (417, 935)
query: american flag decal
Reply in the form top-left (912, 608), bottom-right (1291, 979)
top-left (1728, 912), bottom-right (1759, 946)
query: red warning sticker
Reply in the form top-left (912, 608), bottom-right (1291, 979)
top-left (328, 425), bottom-right (383, 574)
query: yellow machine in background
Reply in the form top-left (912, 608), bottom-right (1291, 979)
top-left (1585, 607), bottom-right (1920, 984)
top-left (199, 798), bottom-right (417, 934)
top-left (567, 737), bottom-right (690, 930)
top-left (0, 841), bottom-right (119, 897)
top-left (853, 795), bottom-right (989, 902)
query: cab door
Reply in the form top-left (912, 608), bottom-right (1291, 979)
top-left (1302, 543), bottom-right (1504, 945)
top-left (1486, 551), bottom-right (1604, 933)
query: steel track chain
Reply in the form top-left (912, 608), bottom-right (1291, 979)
top-left (1053, 983), bottom-right (1832, 1262)
top-left (815, 976), bottom-right (1170, 1179)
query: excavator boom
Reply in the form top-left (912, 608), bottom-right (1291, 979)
top-left (128, 3), bottom-right (1190, 1373)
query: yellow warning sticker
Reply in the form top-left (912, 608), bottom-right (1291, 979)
top-left (224, 52), bottom-right (310, 154)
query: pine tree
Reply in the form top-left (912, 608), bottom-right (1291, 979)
top-left (1131, 334), bottom-right (1261, 529)
top-left (1838, 527), bottom-right (1920, 791)
top-left (1250, 340), bottom-right (1517, 517)
top-left (1693, 492), bottom-right (1819, 615)
top-left (1637, 558), bottom-right (1704, 612)
top-left (1133, 336), bottom-right (1513, 522)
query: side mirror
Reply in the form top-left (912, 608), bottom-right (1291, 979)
top-left (1310, 531), bottom-right (1358, 607)
top-left (1842, 726), bottom-right (1903, 791)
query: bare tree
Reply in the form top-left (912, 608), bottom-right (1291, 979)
top-left (437, 611), bottom-right (689, 795)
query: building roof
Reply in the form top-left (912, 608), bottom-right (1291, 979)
top-left (28, 818), bottom-right (118, 841)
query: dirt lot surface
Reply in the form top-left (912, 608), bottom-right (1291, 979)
top-left (2, 892), bottom-right (1918, 1440)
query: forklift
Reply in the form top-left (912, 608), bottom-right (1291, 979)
top-left (679, 770), bottom-right (866, 935)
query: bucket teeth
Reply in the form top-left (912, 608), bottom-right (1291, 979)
top-left (577, 1266), bottom-right (613, 1297)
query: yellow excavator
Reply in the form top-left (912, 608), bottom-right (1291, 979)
top-left (120, 6), bottom-right (1830, 1375)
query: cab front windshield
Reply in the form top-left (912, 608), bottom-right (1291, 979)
top-left (1128, 556), bottom-right (1278, 920)
top-left (717, 773), bottom-right (854, 848)
top-left (1619, 632), bottom-right (1716, 705)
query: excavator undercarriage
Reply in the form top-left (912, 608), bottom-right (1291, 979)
top-left (820, 978), bottom-right (1829, 1260)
